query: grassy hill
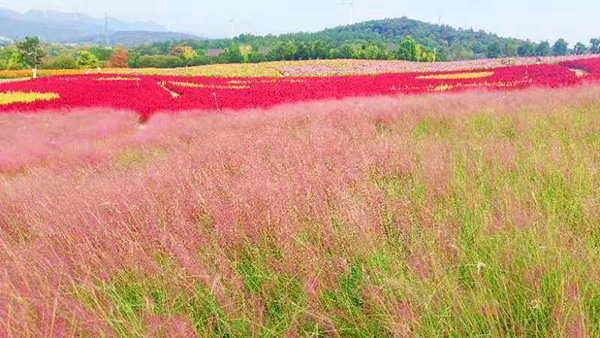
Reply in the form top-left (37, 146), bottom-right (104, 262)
top-left (233, 17), bottom-right (529, 61)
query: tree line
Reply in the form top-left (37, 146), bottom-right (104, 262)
top-left (2, 35), bottom-right (600, 71)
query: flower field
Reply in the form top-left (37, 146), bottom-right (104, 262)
top-left (0, 54), bottom-right (594, 80)
top-left (0, 58), bottom-right (599, 119)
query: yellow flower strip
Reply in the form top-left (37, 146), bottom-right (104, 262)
top-left (0, 91), bottom-right (60, 105)
top-left (168, 81), bottom-right (250, 90)
top-left (96, 77), bottom-right (141, 81)
top-left (418, 71), bottom-right (495, 80)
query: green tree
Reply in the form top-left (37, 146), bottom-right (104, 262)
top-left (88, 47), bottom-right (114, 61)
top-left (504, 41), bottom-right (518, 57)
top-left (247, 51), bottom-right (266, 63)
top-left (76, 50), bottom-right (99, 69)
top-left (574, 42), bottom-right (587, 55)
top-left (589, 38), bottom-right (600, 54)
top-left (536, 41), bottom-right (551, 56)
top-left (312, 40), bottom-right (331, 59)
top-left (552, 39), bottom-right (569, 56)
top-left (517, 41), bottom-right (536, 57)
top-left (294, 41), bottom-right (312, 60)
top-left (337, 44), bottom-right (355, 58)
top-left (15, 37), bottom-right (46, 71)
top-left (0, 46), bottom-right (16, 70)
top-left (7, 54), bottom-right (26, 69)
top-left (397, 37), bottom-right (418, 61)
top-left (486, 42), bottom-right (503, 58)
top-left (51, 54), bottom-right (77, 69)
top-left (268, 42), bottom-right (296, 61)
top-left (134, 55), bottom-right (183, 68)
top-left (223, 43), bottom-right (244, 63)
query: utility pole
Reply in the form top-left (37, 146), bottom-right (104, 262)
top-left (104, 13), bottom-right (110, 46)
top-left (230, 14), bottom-right (235, 39)
top-left (338, 1), bottom-right (355, 25)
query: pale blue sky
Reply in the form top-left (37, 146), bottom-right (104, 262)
top-left (0, 0), bottom-right (597, 43)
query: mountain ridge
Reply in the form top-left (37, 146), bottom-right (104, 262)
top-left (0, 7), bottom-right (208, 45)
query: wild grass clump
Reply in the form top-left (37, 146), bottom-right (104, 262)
top-left (2, 85), bottom-right (600, 337)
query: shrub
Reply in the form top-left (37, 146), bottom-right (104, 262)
top-left (76, 50), bottom-right (99, 69)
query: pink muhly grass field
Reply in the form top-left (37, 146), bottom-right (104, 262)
top-left (1, 85), bottom-right (600, 336)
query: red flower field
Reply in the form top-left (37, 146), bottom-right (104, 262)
top-left (0, 58), bottom-right (599, 119)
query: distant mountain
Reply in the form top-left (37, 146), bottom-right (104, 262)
top-left (75, 31), bottom-right (208, 46)
top-left (0, 7), bottom-right (202, 45)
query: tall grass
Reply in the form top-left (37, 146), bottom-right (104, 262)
top-left (1, 86), bottom-right (600, 337)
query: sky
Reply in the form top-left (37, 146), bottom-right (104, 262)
top-left (0, 0), bottom-right (598, 43)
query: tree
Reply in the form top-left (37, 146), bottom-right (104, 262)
top-left (337, 44), bottom-right (355, 58)
top-left (574, 42), bottom-right (587, 55)
top-left (504, 41), bottom-right (518, 57)
top-left (536, 41), bottom-right (551, 56)
top-left (88, 47), bottom-right (114, 61)
top-left (552, 39), bottom-right (569, 56)
top-left (312, 40), bottom-right (331, 59)
top-left (76, 50), bottom-right (99, 69)
top-left (7, 53), bottom-right (26, 70)
top-left (590, 38), bottom-right (600, 54)
top-left (268, 42), bottom-right (296, 61)
top-left (517, 41), bottom-right (536, 57)
top-left (486, 42), bottom-right (503, 58)
top-left (397, 37), bottom-right (418, 61)
top-left (109, 47), bottom-right (130, 68)
top-left (247, 51), bottom-right (266, 63)
top-left (168, 45), bottom-right (198, 66)
top-left (15, 37), bottom-right (46, 74)
top-left (294, 42), bottom-right (312, 60)
top-left (51, 54), bottom-right (77, 69)
top-left (223, 43), bottom-right (244, 63)
top-left (134, 55), bottom-right (183, 68)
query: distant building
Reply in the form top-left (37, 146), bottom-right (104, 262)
top-left (0, 36), bottom-right (13, 46)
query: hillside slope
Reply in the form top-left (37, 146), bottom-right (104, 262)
top-left (234, 17), bottom-right (529, 60)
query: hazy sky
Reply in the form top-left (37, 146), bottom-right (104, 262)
top-left (0, 0), bottom-right (598, 43)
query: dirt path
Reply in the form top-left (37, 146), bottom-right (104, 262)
top-left (157, 81), bottom-right (181, 98)
top-left (568, 68), bottom-right (590, 77)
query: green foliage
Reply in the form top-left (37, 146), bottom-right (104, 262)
top-left (223, 43), bottom-right (244, 63)
top-left (397, 37), bottom-right (418, 61)
top-left (517, 40), bottom-right (536, 56)
top-left (7, 52), bottom-right (26, 70)
top-left (267, 41), bottom-right (296, 61)
top-left (247, 50), bottom-right (266, 63)
top-left (15, 36), bottom-right (46, 69)
top-left (88, 46), bottom-right (114, 61)
top-left (50, 53), bottom-right (77, 69)
top-left (76, 50), bottom-right (99, 69)
top-left (486, 41), bottom-right (503, 58)
top-left (552, 38), bottom-right (569, 56)
top-left (135, 55), bottom-right (183, 68)
top-left (537, 41), bottom-right (551, 56)
top-left (574, 42), bottom-right (587, 55)
top-left (0, 46), bottom-right (24, 70)
top-left (591, 38), bottom-right (600, 54)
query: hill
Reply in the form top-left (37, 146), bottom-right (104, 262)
top-left (233, 17), bottom-right (529, 60)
